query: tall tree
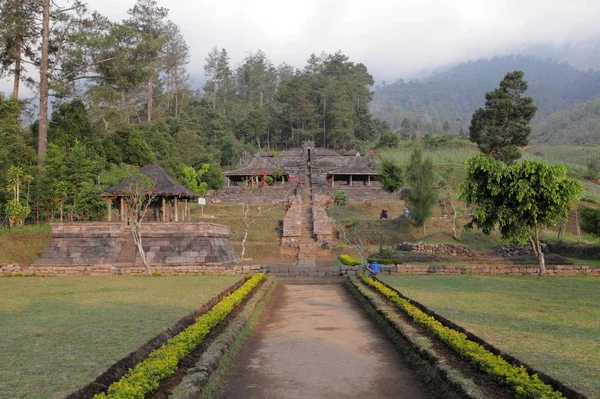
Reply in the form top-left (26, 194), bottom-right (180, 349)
top-left (460, 155), bottom-right (583, 275)
top-left (203, 47), bottom-right (234, 112)
top-left (405, 147), bottom-right (437, 234)
top-left (125, 0), bottom-right (169, 122)
top-left (469, 71), bottom-right (537, 164)
top-left (161, 21), bottom-right (189, 118)
top-left (0, 0), bottom-right (38, 99)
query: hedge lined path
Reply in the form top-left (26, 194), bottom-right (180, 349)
top-left (214, 283), bottom-right (431, 398)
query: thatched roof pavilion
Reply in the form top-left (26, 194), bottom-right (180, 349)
top-left (100, 164), bottom-right (199, 222)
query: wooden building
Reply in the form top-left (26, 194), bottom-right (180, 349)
top-left (100, 164), bottom-right (199, 222)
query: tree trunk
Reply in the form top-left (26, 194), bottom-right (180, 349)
top-left (241, 230), bottom-right (249, 259)
top-left (575, 206), bottom-right (582, 243)
top-left (132, 225), bottom-right (151, 276)
top-left (12, 38), bottom-right (22, 99)
top-left (531, 226), bottom-right (546, 276)
top-left (38, 0), bottom-right (51, 166)
top-left (450, 199), bottom-right (459, 240)
top-left (147, 78), bottom-right (153, 122)
top-left (212, 84), bottom-right (217, 110)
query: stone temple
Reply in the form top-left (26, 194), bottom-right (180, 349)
top-left (210, 141), bottom-right (393, 261)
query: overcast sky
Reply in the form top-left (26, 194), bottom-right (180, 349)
top-left (3, 0), bottom-right (600, 96)
top-left (86, 0), bottom-right (600, 85)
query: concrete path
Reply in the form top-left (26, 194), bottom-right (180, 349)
top-left (215, 284), bottom-right (432, 399)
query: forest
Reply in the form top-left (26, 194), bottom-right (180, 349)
top-left (0, 0), bottom-right (388, 223)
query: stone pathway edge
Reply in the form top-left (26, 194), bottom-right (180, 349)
top-left (171, 279), bottom-right (277, 399)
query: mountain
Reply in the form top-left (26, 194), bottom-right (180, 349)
top-left (370, 55), bottom-right (600, 144)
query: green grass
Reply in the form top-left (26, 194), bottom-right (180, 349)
top-left (0, 276), bottom-right (241, 399)
top-left (380, 275), bottom-right (600, 398)
top-left (0, 224), bottom-right (51, 264)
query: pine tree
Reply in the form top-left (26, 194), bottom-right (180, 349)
top-left (469, 71), bottom-right (537, 164)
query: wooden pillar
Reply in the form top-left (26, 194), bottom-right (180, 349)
top-left (350, 175), bottom-right (353, 186)
top-left (107, 200), bottom-right (112, 222)
top-left (227, 177), bottom-right (230, 187)
top-left (120, 197), bottom-right (125, 222)
top-left (174, 197), bottom-right (179, 222)
top-left (187, 199), bottom-right (191, 221)
top-left (162, 198), bottom-right (166, 221)
top-left (331, 176), bottom-right (334, 187)
top-left (368, 175), bottom-right (371, 186)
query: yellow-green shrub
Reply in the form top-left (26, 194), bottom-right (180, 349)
top-left (360, 275), bottom-right (564, 399)
top-left (339, 254), bottom-right (361, 266)
top-left (94, 273), bottom-right (264, 399)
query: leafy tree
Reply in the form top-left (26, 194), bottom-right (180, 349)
top-left (379, 158), bottom-right (404, 195)
top-left (405, 147), bottom-right (437, 232)
top-left (460, 155), bottom-right (583, 275)
top-left (176, 164), bottom-right (210, 196)
top-left (469, 71), bottom-right (537, 164)
top-left (376, 131), bottom-right (399, 148)
top-left (580, 206), bottom-right (600, 236)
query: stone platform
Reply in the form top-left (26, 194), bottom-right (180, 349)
top-left (35, 222), bottom-right (237, 266)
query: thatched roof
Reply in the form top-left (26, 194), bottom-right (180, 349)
top-left (327, 156), bottom-right (379, 175)
top-left (100, 164), bottom-right (199, 199)
top-left (344, 149), bottom-right (361, 156)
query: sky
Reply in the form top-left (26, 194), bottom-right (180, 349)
top-left (3, 0), bottom-right (600, 96)
top-left (87, 0), bottom-right (600, 84)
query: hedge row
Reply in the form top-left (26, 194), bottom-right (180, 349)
top-left (94, 273), bottom-right (265, 399)
top-left (339, 254), bottom-right (361, 266)
top-left (360, 275), bottom-right (565, 399)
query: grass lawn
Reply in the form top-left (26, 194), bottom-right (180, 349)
top-left (0, 275), bottom-right (241, 399)
top-left (380, 275), bottom-right (600, 398)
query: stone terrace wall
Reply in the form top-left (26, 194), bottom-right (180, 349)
top-left (3, 263), bottom-right (597, 277)
top-left (313, 184), bottom-right (395, 202)
top-left (281, 195), bottom-right (301, 247)
top-left (208, 184), bottom-right (296, 203)
top-left (35, 222), bottom-right (237, 266)
top-left (396, 242), bottom-right (475, 257)
top-left (391, 264), bottom-right (600, 276)
top-left (313, 194), bottom-right (335, 245)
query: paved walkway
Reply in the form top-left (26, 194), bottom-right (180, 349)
top-left (215, 284), bottom-right (432, 398)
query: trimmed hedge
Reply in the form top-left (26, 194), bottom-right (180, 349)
top-left (360, 275), bottom-right (565, 399)
top-left (94, 273), bottom-right (265, 399)
top-left (339, 254), bottom-right (361, 266)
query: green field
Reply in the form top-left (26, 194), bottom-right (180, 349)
top-left (380, 275), bottom-right (600, 398)
top-left (0, 276), bottom-right (241, 399)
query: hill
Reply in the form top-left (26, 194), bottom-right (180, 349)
top-left (371, 55), bottom-right (600, 144)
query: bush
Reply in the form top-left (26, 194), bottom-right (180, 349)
top-left (94, 273), bottom-right (265, 399)
top-left (360, 275), bottom-right (565, 399)
top-left (332, 190), bottom-right (348, 206)
top-left (339, 254), bottom-right (361, 266)
top-left (580, 206), bottom-right (600, 236)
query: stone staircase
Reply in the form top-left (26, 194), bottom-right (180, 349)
top-left (296, 172), bottom-right (318, 262)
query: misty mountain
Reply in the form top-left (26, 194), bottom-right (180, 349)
top-left (511, 37), bottom-right (600, 72)
top-left (371, 55), bottom-right (600, 144)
